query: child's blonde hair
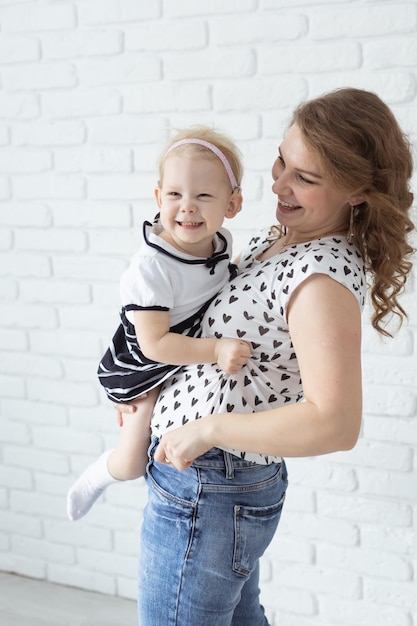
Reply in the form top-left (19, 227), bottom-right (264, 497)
top-left (158, 125), bottom-right (243, 191)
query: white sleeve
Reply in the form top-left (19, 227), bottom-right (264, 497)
top-left (120, 253), bottom-right (175, 310)
top-left (279, 244), bottom-right (366, 318)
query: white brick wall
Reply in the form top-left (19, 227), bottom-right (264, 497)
top-left (0, 1), bottom-right (416, 624)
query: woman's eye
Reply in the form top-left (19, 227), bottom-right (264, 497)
top-left (297, 173), bottom-right (314, 185)
top-left (277, 155), bottom-right (285, 167)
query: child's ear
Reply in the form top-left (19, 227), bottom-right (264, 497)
top-left (154, 187), bottom-right (162, 207)
top-left (226, 191), bottom-right (243, 218)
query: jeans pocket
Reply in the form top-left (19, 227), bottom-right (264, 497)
top-left (232, 493), bottom-right (286, 576)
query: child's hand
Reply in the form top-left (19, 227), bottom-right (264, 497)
top-left (114, 403), bottom-right (133, 427)
top-left (214, 338), bottom-right (251, 374)
top-left (113, 394), bottom-right (148, 426)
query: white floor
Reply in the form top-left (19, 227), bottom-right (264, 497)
top-left (0, 572), bottom-right (138, 626)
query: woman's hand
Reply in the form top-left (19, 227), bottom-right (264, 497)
top-left (154, 418), bottom-right (215, 471)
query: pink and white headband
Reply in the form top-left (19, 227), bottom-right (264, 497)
top-left (165, 138), bottom-right (239, 191)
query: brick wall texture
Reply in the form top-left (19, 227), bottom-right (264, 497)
top-left (0, 1), bottom-right (416, 624)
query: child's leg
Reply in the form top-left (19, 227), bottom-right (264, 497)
top-left (66, 387), bottom-right (158, 521)
top-left (108, 388), bottom-right (158, 480)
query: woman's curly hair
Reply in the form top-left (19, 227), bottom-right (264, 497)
top-left (292, 88), bottom-right (415, 337)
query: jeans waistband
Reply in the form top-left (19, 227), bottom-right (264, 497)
top-left (150, 436), bottom-right (280, 480)
top-left (192, 447), bottom-right (280, 480)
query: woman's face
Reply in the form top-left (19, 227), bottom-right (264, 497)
top-left (271, 124), bottom-right (357, 238)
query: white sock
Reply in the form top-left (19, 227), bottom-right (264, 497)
top-left (67, 449), bottom-right (118, 521)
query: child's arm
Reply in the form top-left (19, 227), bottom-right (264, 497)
top-left (134, 310), bottom-right (250, 375)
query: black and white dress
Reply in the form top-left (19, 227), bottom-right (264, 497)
top-left (97, 219), bottom-right (236, 403)
top-left (151, 227), bottom-right (367, 464)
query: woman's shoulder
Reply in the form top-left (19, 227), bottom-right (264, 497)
top-left (291, 236), bottom-right (364, 273)
top-left (284, 236), bottom-right (366, 308)
top-left (239, 227), bottom-right (273, 262)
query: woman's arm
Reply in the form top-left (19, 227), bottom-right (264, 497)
top-left (155, 274), bottom-right (363, 469)
top-left (134, 310), bottom-right (250, 374)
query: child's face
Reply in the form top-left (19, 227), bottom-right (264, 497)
top-left (155, 153), bottom-right (241, 257)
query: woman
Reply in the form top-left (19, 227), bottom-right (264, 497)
top-left (120, 88), bottom-right (414, 625)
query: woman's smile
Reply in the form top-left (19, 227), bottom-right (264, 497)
top-left (278, 200), bottom-right (302, 212)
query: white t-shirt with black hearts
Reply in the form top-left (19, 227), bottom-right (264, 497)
top-left (151, 228), bottom-right (366, 464)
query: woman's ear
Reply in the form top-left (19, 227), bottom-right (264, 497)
top-left (348, 193), bottom-right (366, 207)
top-left (226, 191), bottom-right (243, 218)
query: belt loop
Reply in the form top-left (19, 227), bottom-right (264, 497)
top-left (223, 451), bottom-right (235, 479)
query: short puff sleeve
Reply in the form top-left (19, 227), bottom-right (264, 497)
top-left (120, 253), bottom-right (175, 311)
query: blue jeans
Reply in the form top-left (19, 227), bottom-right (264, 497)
top-left (138, 439), bottom-right (288, 626)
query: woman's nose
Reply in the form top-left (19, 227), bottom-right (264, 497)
top-left (272, 170), bottom-right (290, 195)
